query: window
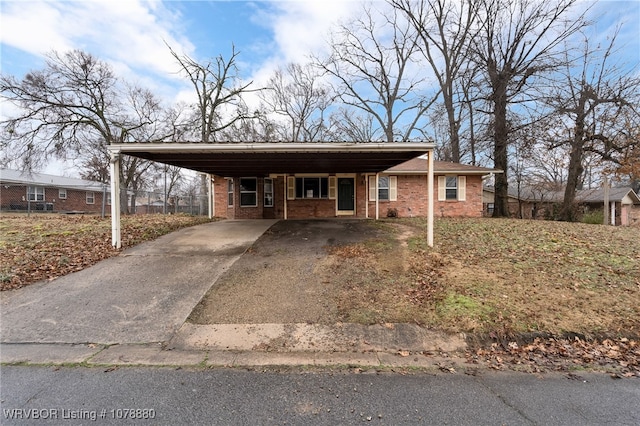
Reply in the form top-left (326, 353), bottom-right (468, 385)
top-left (239, 178), bottom-right (257, 207)
top-left (86, 192), bottom-right (95, 204)
top-left (445, 176), bottom-right (458, 200)
top-left (58, 189), bottom-right (67, 199)
top-left (27, 186), bottom-right (44, 202)
top-left (438, 175), bottom-right (466, 201)
top-left (378, 176), bottom-right (390, 200)
top-left (227, 179), bottom-right (234, 207)
top-left (368, 176), bottom-right (397, 201)
top-left (264, 178), bottom-right (273, 207)
top-left (294, 177), bottom-right (329, 199)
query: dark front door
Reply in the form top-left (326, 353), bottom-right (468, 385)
top-left (337, 178), bottom-right (355, 211)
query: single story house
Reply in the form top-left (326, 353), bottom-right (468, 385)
top-left (0, 168), bottom-right (109, 213)
top-left (213, 156), bottom-right (500, 221)
top-left (483, 185), bottom-right (640, 226)
top-left (106, 142), bottom-right (501, 248)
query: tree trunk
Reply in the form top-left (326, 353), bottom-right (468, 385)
top-left (560, 129), bottom-right (585, 221)
top-left (492, 78), bottom-right (510, 217)
top-left (444, 94), bottom-right (460, 162)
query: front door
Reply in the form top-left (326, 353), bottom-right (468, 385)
top-left (337, 177), bottom-right (355, 213)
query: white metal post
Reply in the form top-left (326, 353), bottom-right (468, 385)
top-left (375, 172), bottom-right (380, 220)
top-left (365, 174), bottom-right (369, 219)
top-left (283, 174), bottom-right (288, 220)
top-left (207, 174), bottom-right (214, 219)
top-left (427, 149), bottom-right (434, 247)
top-left (109, 152), bottom-right (121, 249)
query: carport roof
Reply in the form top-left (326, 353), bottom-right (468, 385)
top-left (108, 142), bottom-right (435, 177)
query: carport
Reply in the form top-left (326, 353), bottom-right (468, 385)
top-left (107, 142), bottom-right (435, 248)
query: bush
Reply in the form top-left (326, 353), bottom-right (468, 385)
top-left (581, 210), bottom-right (604, 225)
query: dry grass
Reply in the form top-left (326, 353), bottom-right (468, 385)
top-left (331, 218), bottom-right (640, 338)
top-left (0, 213), bottom-right (212, 290)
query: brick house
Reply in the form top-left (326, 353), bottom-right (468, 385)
top-left (107, 142), bottom-right (500, 247)
top-left (0, 169), bottom-right (108, 213)
top-left (213, 156), bottom-right (500, 220)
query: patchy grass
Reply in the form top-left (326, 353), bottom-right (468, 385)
top-left (0, 213), bottom-right (213, 290)
top-left (330, 218), bottom-right (640, 338)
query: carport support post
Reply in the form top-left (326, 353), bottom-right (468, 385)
top-left (375, 172), bottom-right (380, 220)
top-left (427, 149), bottom-right (434, 247)
top-left (207, 174), bottom-right (214, 219)
top-left (109, 151), bottom-right (122, 249)
top-left (283, 174), bottom-right (288, 220)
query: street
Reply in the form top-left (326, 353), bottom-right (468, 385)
top-left (1, 366), bottom-right (638, 425)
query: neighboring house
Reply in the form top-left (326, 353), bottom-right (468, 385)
top-left (213, 156), bottom-right (501, 220)
top-left (483, 185), bottom-right (640, 226)
top-left (0, 169), bottom-right (108, 213)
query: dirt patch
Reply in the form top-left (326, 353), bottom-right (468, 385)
top-left (188, 219), bottom-right (386, 324)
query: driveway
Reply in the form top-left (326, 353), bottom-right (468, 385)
top-left (0, 219), bottom-right (278, 345)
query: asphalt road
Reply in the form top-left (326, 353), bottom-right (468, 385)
top-left (1, 366), bottom-right (638, 425)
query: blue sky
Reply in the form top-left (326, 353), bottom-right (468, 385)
top-left (0, 0), bottom-right (638, 174)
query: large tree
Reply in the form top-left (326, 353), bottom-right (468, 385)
top-left (471, 0), bottom-right (586, 217)
top-left (0, 50), bottom-right (157, 170)
top-left (391, 0), bottom-right (477, 161)
top-left (168, 45), bottom-right (254, 143)
top-left (0, 50), bottom-right (172, 213)
top-left (259, 63), bottom-right (333, 142)
top-left (316, 4), bottom-right (438, 142)
top-left (546, 30), bottom-right (640, 221)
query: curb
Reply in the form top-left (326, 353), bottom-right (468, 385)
top-left (0, 342), bottom-right (464, 370)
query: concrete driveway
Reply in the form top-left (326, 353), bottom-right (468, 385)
top-left (0, 219), bottom-right (278, 345)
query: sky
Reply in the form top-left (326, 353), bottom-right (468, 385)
top-left (0, 0), bottom-right (639, 175)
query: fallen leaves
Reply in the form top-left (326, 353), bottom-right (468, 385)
top-left (0, 214), bottom-right (212, 290)
top-left (468, 336), bottom-right (640, 376)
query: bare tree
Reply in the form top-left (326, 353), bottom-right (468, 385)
top-left (0, 50), bottom-right (155, 170)
top-left (316, 4), bottom-right (438, 142)
top-left (391, 0), bottom-right (477, 161)
top-left (327, 108), bottom-right (378, 142)
top-left (259, 63), bottom-right (333, 141)
top-left (168, 44), bottom-right (255, 143)
top-left (471, 0), bottom-right (587, 217)
top-left (546, 29), bottom-right (640, 221)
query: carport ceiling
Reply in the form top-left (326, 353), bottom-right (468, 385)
top-left (109, 142), bottom-right (434, 177)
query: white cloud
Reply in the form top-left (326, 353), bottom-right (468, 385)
top-left (0, 0), bottom-right (193, 101)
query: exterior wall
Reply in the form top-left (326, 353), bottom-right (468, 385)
top-left (0, 184), bottom-right (106, 213)
top-left (213, 173), bottom-right (484, 220)
top-left (368, 174), bottom-right (484, 218)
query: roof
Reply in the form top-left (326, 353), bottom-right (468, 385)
top-left (386, 157), bottom-right (502, 175)
top-left (577, 187), bottom-right (640, 204)
top-left (485, 185), bottom-right (640, 204)
top-left (0, 168), bottom-right (106, 191)
top-left (108, 142), bottom-right (435, 177)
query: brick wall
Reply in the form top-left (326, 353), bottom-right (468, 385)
top-left (1, 185), bottom-right (106, 213)
top-left (213, 173), bottom-right (485, 220)
top-left (367, 174), bottom-right (484, 218)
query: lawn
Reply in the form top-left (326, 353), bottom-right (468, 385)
top-left (0, 213), bottom-right (212, 290)
top-left (330, 218), bottom-right (640, 338)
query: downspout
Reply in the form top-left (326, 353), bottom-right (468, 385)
top-left (427, 149), bottom-right (434, 247)
top-left (109, 151), bottom-right (121, 249)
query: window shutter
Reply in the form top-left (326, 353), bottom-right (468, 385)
top-left (389, 176), bottom-right (397, 201)
top-left (368, 176), bottom-right (376, 201)
top-left (287, 176), bottom-right (296, 200)
top-left (438, 176), bottom-right (446, 201)
top-left (458, 176), bottom-right (466, 201)
top-left (328, 176), bottom-right (337, 199)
